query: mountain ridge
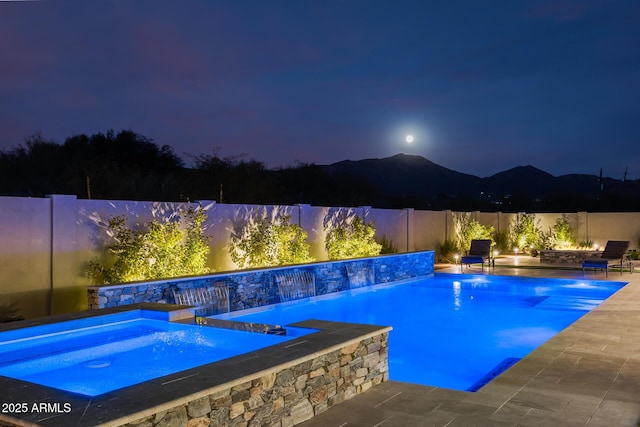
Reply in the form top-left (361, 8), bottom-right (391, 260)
top-left (317, 153), bottom-right (634, 210)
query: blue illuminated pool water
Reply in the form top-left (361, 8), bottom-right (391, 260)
top-left (212, 273), bottom-right (626, 391)
top-left (0, 310), bottom-right (305, 396)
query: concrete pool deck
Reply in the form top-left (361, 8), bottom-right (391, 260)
top-left (299, 255), bottom-right (640, 427)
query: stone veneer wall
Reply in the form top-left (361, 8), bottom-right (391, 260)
top-left (123, 332), bottom-right (389, 427)
top-left (540, 250), bottom-right (598, 264)
top-left (87, 251), bottom-right (434, 311)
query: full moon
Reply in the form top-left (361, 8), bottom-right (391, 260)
top-left (405, 135), bottom-right (414, 143)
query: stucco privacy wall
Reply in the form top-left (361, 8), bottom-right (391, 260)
top-left (0, 196), bottom-right (51, 319)
top-left (368, 207), bottom-right (412, 252)
top-left (584, 212), bottom-right (640, 245)
top-left (411, 209), bottom-right (447, 252)
top-left (1, 194), bottom-right (640, 319)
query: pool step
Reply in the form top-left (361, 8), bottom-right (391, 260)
top-left (532, 297), bottom-right (602, 311)
top-left (466, 357), bottom-right (521, 392)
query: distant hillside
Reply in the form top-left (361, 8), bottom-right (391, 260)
top-left (319, 153), bottom-right (638, 211)
top-left (322, 153), bottom-right (482, 199)
top-left (483, 165), bottom-right (556, 198)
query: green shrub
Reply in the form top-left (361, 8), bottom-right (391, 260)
top-left (86, 207), bottom-right (210, 284)
top-left (378, 235), bottom-right (398, 254)
top-left (540, 229), bottom-right (554, 252)
top-left (0, 301), bottom-right (23, 323)
top-left (492, 230), bottom-right (510, 254)
top-left (325, 216), bottom-right (382, 260)
top-left (578, 240), bottom-right (594, 249)
top-left (509, 213), bottom-right (543, 253)
top-left (551, 214), bottom-right (575, 249)
top-left (228, 213), bottom-right (314, 269)
top-left (452, 212), bottom-right (495, 253)
top-left (436, 239), bottom-right (459, 263)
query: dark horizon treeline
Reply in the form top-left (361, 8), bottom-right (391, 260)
top-left (0, 130), bottom-right (376, 207)
top-left (1, 130), bottom-right (639, 212)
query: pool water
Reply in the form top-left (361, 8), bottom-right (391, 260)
top-left (0, 311), bottom-right (305, 396)
top-left (212, 273), bottom-right (626, 391)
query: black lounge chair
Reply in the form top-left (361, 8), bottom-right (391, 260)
top-left (582, 240), bottom-right (632, 277)
top-left (461, 239), bottom-right (494, 272)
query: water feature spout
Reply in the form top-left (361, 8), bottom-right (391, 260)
top-left (346, 261), bottom-right (375, 289)
top-left (275, 271), bottom-right (316, 302)
top-left (172, 282), bottom-right (229, 315)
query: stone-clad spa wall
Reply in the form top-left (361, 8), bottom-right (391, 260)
top-left (87, 251), bottom-right (435, 311)
top-left (123, 331), bottom-right (389, 427)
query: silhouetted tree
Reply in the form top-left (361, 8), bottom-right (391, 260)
top-left (0, 133), bottom-right (68, 196)
top-left (187, 151), bottom-right (276, 203)
top-left (70, 130), bottom-right (183, 200)
top-left (271, 163), bottom-right (376, 207)
top-left (0, 130), bottom-right (184, 200)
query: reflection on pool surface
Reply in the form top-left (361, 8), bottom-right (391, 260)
top-left (212, 273), bottom-right (626, 391)
top-left (0, 310), bottom-right (306, 396)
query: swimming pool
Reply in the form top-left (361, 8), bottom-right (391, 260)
top-left (0, 309), bottom-right (310, 396)
top-left (212, 273), bottom-right (627, 391)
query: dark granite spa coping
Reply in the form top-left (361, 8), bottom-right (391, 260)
top-left (0, 303), bottom-right (391, 427)
top-left (0, 303), bottom-right (194, 333)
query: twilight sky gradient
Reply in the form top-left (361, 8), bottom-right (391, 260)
top-left (2, 0), bottom-right (639, 178)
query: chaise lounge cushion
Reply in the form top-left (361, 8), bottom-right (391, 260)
top-left (582, 259), bottom-right (609, 267)
top-left (461, 255), bottom-right (485, 264)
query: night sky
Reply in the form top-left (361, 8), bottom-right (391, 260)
top-left (2, 0), bottom-right (639, 178)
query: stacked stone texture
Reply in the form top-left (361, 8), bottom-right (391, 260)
top-left (125, 332), bottom-right (389, 427)
top-left (539, 250), bottom-right (597, 264)
top-left (88, 252), bottom-right (435, 311)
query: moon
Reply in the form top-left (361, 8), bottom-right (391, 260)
top-left (405, 135), bottom-right (414, 143)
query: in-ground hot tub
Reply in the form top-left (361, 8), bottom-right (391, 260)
top-left (0, 304), bottom-right (389, 427)
top-left (0, 308), bottom-right (312, 397)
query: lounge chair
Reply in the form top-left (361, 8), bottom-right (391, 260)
top-left (582, 240), bottom-right (632, 277)
top-left (461, 239), bottom-right (494, 272)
